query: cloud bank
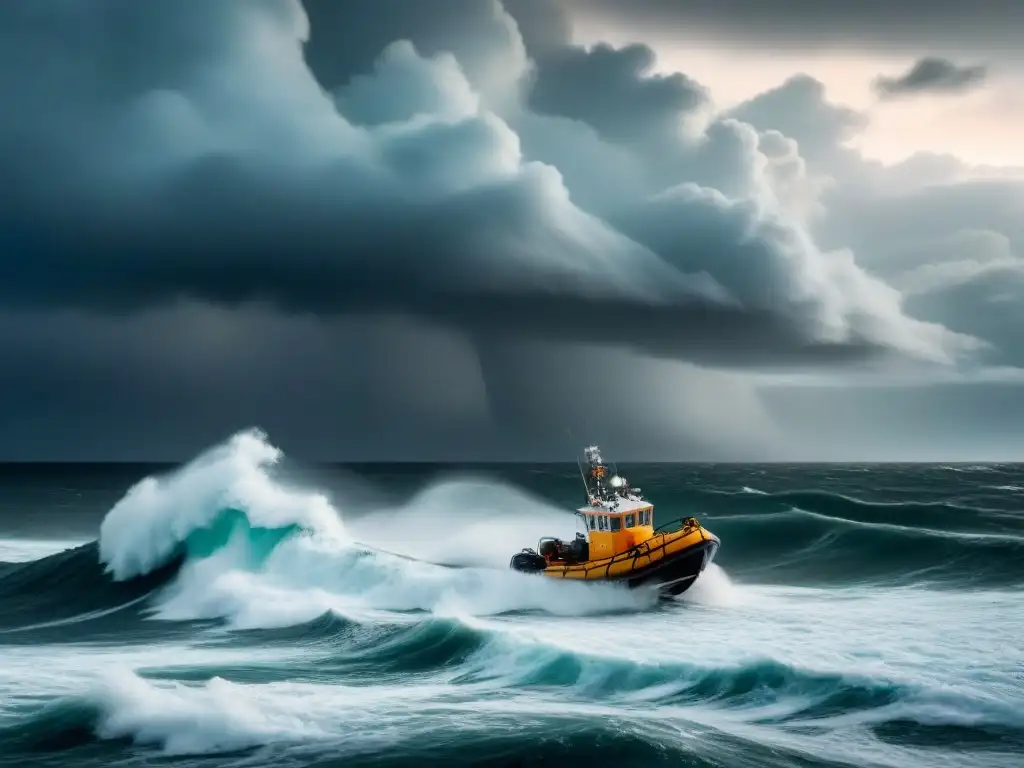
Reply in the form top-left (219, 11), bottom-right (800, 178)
top-left (0, 0), bottom-right (980, 370)
top-left (0, 0), bottom-right (1021, 460)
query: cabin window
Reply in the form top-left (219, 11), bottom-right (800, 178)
top-left (624, 513), bottom-right (636, 528)
top-left (644, 509), bottom-right (653, 525)
top-left (587, 515), bottom-right (596, 530)
top-left (597, 516), bottom-right (606, 532)
top-left (610, 516), bottom-right (622, 532)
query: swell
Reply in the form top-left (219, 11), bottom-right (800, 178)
top-left (705, 506), bottom-right (1024, 587)
top-left (0, 542), bottom-right (184, 637)
top-left (660, 485), bottom-right (1024, 587)
top-left (0, 508), bottom-right (311, 642)
top-left (3, 429), bottom-right (1022, 643)
top-left (688, 487), bottom-right (1023, 536)
top-left (0, 700), bottom-right (835, 768)
top-left (2, 500), bottom-right (1020, 637)
top-left (1, 612), bottom-right (1020, 763)
top-left (142, 613), bottom-right (491, 685)
top-left (126, 610), bottom-right (1024, 743)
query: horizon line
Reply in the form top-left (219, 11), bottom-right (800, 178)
top-left (0, 459), bottom-right (1019, 466)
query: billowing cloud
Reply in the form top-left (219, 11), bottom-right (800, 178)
top-left (725, 63), bottom-right (1024, 372)
top-left (873, 57), bottom-right (988, 99)
top-left (302, 0), bottom-right (530, 102)
top-left (724, 75), bottom-right (867, 168)
top-left (1, 0), bottom-right (1021, 460)
top-left (0, 0), bottom-right (973, 373)
top-left (525, 41), bottom-right (709, 143)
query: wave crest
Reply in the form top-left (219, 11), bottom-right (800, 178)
top-left (97, 429), bottom-right (343, 581)
top-left (86, 430), bottom-right (658, 628)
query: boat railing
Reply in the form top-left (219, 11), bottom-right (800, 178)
top-left (653, 516), bottom-right (700, 536)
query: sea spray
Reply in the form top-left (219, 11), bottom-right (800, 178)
top-left (90, 430), bottom-right (656, 628)
top-left (2, 435), bottom-right (1022, 768)
top-left (98, 429), bottom-right (343, 581)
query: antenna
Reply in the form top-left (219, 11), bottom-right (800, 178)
top-left (569, 426), bottom-right (589, 499)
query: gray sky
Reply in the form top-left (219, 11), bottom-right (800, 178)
top-left (0, 0), bottom-right (1022, 461)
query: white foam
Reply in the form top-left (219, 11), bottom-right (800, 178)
top-left (1, 582), bottom-right (1019, 768)
top-left (86, 668), bottom-right (517, 757)
top-left (150, 524), bottom-right (656, 629)
top-left (7, 429), bottom-right (1020, 768)
top-left (98, 428), bottom-right (344, 581)
top-left (344, 478), bottom-right (583, 568)
top-left (76, 649), bottom-right (1023, 766)
top-left (87, 429), bottom-right (658, 626)
top-left (675, 564), bottom-right (739, 607)
top-left (0, 642), bottom-right (315, 717)
top-left (92, 669), bottom-right (327, 755)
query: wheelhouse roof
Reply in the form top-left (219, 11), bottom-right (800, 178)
top-left (576, 497), bottom-right (653, 516)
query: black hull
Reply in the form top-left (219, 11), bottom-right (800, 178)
top-left (617, 538), bottom-right (719, 597)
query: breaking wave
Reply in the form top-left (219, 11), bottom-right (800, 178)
top-left (90, 429), bottom-right (657, 631)
top-left (2, 430), bottom-right (1021, 641)
top-left (1, 430), bottom-right (1021, 768)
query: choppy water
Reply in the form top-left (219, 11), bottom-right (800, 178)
top-left (0, 430), bottom-right (1021, 767)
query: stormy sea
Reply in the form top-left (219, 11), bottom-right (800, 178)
top-left (0, 430), bottom-right (1020, 768)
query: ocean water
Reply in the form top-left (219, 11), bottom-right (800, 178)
top-left (0, 430), bottom-right (1021, 768)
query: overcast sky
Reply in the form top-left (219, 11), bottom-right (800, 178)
top-left (1, 0), bottom-right (1022, 461)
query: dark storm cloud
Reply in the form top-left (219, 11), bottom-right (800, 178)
top-left (0, 0), bottom-right (972, 371)
top-left (511, 43), bottom-right (767, 203)
top-left (498, 0), bottom-right (573, 54)
top-left (873, 58), bottom-right (988, 99)
top-left (0, 304), bottom-right (499, 460)
top-left (567, 0), bottom-right (1024, 55)
top-left (301, 0), bottom-right (566, 92)
top-left (4, 0), bottom-right (1023, 462)
top-left (0, 305), bottom-right (786, 461)
top-left (301, 0), bottom-right (526, 92)
top-left (525, 41), bottom-right (708, 142)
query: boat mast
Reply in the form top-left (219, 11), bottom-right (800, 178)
top-left (581, 445), bottom-right (612, 504)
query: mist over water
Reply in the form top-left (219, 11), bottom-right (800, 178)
top-left (0, 429), bottom-right (1021, 767)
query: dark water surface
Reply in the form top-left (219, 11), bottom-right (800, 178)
top-left (0, 433), bottom-right (1021, 767)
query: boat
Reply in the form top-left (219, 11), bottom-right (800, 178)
top-left (509, 445), bottom-right (719, 597)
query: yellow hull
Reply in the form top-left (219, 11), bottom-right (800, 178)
top-left (539, 522), bottom-right (720, 594)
